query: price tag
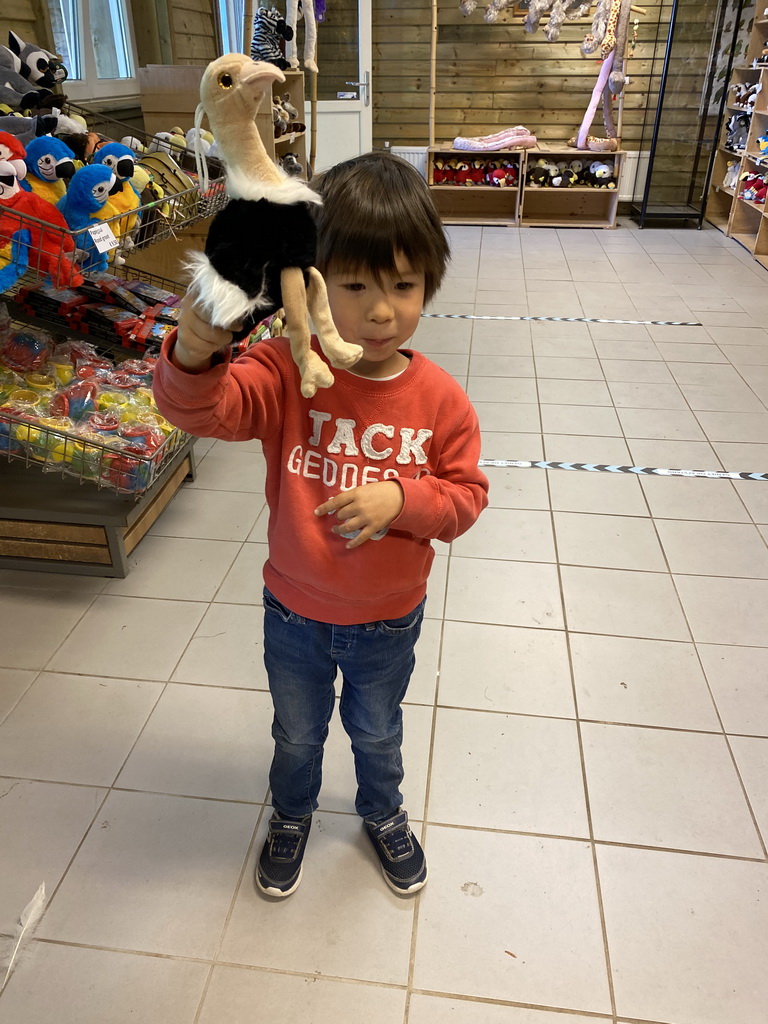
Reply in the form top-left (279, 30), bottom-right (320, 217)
top-left (87, 222), bottom-right (119, 253)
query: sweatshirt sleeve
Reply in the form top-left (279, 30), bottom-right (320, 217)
top-left (391, 399), bottom-right (489, 543)
top-left (152, 330), bottom-right (286, 442)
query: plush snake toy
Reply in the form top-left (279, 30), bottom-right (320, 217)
top-left (188, 53), bottom-right (362, 398)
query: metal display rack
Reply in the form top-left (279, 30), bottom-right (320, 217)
top-left (630, 0), bottom-right (746, 227)
top-left (0, 106), bottom-right (222, 575)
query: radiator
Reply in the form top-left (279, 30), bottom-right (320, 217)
top-left (390, 146), bottom-right (429, 180)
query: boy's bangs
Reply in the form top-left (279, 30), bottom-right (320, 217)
top-left (327, 219), bottom-right (427, 284)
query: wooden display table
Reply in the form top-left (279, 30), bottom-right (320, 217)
top-left (0, 439), bottom-right (195, 577)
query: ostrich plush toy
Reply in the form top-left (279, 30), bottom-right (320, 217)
top-left (188, 53), bottom-right (362, 397)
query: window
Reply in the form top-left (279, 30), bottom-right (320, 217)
top-left (218, 0), bottom-right (246, 54)
top-left (47, 0), bottom-right (137, 100)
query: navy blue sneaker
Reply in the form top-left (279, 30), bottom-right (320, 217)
top-left (256, 812), bottom-right (312, 897)
top-left (365, 809), bottom-right (427, 895)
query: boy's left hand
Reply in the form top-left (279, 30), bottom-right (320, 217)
top-left (314, 481), bottom-right (404, 549)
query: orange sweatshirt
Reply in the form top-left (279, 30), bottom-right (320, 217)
top-left (154, 335), bottom-right (489, 624)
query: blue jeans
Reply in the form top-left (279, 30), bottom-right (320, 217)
top-left (262, 587), bottom-right (425, 821)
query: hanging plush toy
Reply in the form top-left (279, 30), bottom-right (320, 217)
top-left (286, 0), bottom-right (319, 73)
top-left (90, 142), bottom-right (141, 239)
top-left (251, 6), bottom-right (294, 70)
top-left (22, 135), bottom-right (75, 204)
top-left (188, 53), bottom-right (362, 397)
top-left (0, 131), bottom-right (81, 288)
top-left (56, 163), bottom-right (116, 273)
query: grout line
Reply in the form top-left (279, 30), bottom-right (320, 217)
top-left (545, 437), bottom-right (619, 1022)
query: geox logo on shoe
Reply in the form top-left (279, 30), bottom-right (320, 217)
top-left (283, 824), bottom-right (300, 830)
top-left (379, 821), bottom-right (398, 833)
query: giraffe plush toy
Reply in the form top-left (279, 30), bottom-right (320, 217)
top-left (187, 53), bottom-right (362, 398)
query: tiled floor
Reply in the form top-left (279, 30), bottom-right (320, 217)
top-left (1, 221), bottom-right (767, 1024)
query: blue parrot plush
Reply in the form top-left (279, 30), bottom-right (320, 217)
top-left (22, 135), bottom-right (76, 205)
top-left (90, 142), bottom-right (141, 238)
top-left (57, 164), bottom-right (115, 273)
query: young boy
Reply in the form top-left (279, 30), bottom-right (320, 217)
top-left (153, 152), bottom-right (488, 898)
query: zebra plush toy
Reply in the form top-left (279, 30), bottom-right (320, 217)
top-left (251, 6), bottom-right (294, 70)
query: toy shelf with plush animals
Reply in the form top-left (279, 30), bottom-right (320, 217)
top-left (520, 149), bottom-right (624, 229)
top-left (426, 148), bottom-right (523, 225)
top-left (426, 146), bottom-right (624, 229)
top-left (706, 11), bottom-right (768, 268)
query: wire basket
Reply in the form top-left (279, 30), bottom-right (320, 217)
top-left (0, 403), bottom-right (188, 497)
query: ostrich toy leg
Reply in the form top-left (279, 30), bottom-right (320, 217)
top-left (281, 266), bottom-right (334, 397)
top-left (306, 267), bottom-right (363, 369)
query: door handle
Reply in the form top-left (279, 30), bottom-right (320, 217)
top-left (344, 70), bottom-right (370, 106)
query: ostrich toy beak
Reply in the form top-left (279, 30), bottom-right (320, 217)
top-left (239, 60), bottom-right (286, 97)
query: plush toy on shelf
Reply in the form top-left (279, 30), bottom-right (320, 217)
top-left (56, 163), bottom-right (116, 273)
top-left (188, 53), bottom-right (362, 397)
top-left (0, 131), bottom-right (81, 288)
top-left (722, 160), bottom-right (740, 191)
top-left (251, 6), bottom-right (294, 70)
top-left (6, 31), bottom-right (68, 88)
top-left (22, 135), bottom-right (76, 204)
top-left (90, 142), bottom-right (141, 239)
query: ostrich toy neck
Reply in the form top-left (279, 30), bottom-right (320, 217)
top-left (211, 93), bottom-right (283, 190)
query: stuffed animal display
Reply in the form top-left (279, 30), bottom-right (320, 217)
top-left (526, 156), bottom-right (616, 189)
top-left (56, 164), bottom-right (116, 273)
top-left (726, 113), bottom-right (751, 153)
top-left (251, 6), bottom-right (294, 70)
top-left (740, 171), bottom-right (768, 204)
top-left (188, 53), bottom-right (362, 397)
top-left (0, 130), bottom-right (82, 288)
top-left (433, 155), bottom-right (518, 186)
top-left (22, 135), bottom-right (76, 205)
top-left (0, 30), bottom-right (66, 113)
top-left (730, 81), bottom-right (763, 113)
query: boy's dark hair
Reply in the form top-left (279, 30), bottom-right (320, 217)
top-left (311, 151), bottom-right (450, 304)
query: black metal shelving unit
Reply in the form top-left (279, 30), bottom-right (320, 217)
top-left (631, 0), bottom-right (748, 227)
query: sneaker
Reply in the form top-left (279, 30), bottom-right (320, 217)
top-left (365, 809), bottom-right (427, 895)
top-left (256, 812), bottom-right (312, 897)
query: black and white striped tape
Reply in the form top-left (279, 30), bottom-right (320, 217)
top-left (422, 313), bottom-right (702, 327)
top-left (478, 460), bottom-right (768, 482)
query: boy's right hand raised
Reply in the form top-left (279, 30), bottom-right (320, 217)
top-left (172, 295), bottom-right (242, 372)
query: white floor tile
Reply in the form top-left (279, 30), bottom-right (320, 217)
top-left (697, 644), bottom-right (768, 736)
top-left (428, 708), bottom-right (588, 837)
top-left (0, 587), bottom-right (96, 671)
top-left (583, 723), bottom-right (763, 856)
top-left (571, 634), bottom-right (719, 730)
top-left (0, 779), bottom-right (106, 933)
top-left (0, 673), bottom-right (162, 786)
top-left (452, 507), bottom-right (556, 562)
top-left (729, 735), bottom-right (768, 843)
top-left (218, 810), bottom-right (415, 984)
top-left (0, 667), bottom-right (35, 722)
top-left (598, 846), bottom-right (768, 1024)
top-left (439, 620), bottom-right (574, 717)
top-left (674, 575), bottom-right (768, 646)
top-left (105, 535), bottom-right (241, 601)
top-left (47, 595), bottom-right (207, 681)
top-left (445, 556), bottom-right (564, 629)
top-left (407, 997), bottom-right (605, 1024)
top-left (37, 790), bottom-right (257, 958)
top-left (198, 965), bottom-right (406, 1024)
top-left (172, 602), bottom-right (268, 690)
top-left (0, 944), bottom-right (208, 1024)
top-left (413, 826), bottom-right (611, 1012)
top-left (116, 683), bottom-right (273, 801)
top-left (561, 565), bottom-right (689, 640)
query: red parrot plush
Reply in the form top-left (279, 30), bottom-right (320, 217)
top-left (0, 130), bottom-right (82, 289)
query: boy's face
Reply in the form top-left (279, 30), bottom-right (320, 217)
top-left (325, 252), bottom-right (425, 378)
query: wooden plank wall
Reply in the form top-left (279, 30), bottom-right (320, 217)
top-left (168, 0), bottom-right (221, 66)
top-left (1, 0), bottom-right (54, 58)
top-left (369, 0), bottom-right (674, 150)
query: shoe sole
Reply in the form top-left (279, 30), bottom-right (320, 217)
top-left (380, 862), bottom-right (428, 895)
top-left (256, 863), bottom-right (303, 898)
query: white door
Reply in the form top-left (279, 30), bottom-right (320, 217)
top-left (312, 0), bottom-right (372, 172)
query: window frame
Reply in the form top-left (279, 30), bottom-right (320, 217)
top-left (48, 0), bottom-right (140, 103)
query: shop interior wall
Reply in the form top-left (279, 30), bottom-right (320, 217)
top-left (316, 0), bottom-right (699, 154)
